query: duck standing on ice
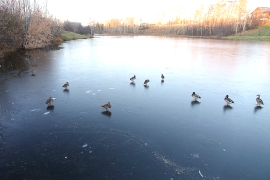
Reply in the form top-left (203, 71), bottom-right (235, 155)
top-left (256, 94), bottom-right (264, 106)
top-left (130, 75), bottom-right (136, 82)
top-left (192, 92), bottom-right (201, 101)
top-left (224, 95), bottom-right (234, 105)
top-left (31, 70), bottom-right (35, 76)
top-left (62, 82), bottom-right (69, 90)
top-left (101, 102), bottom-right (111, 111)
top-left (45, 97), bottom-right (54, 107)
top-left (161, 74), bottom-right (165, 80)
top-left (144, 79), bottom-right (150, 86)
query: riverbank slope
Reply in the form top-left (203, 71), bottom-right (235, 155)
top-left (61, 31), bottom-right (92, 41)
top-left (223, 25), bottom-right (270, 41)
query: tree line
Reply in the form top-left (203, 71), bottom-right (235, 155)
top-left (63, 21), bottom-right (94, 35)
top-left (101, 0), bottom-right (253, 37)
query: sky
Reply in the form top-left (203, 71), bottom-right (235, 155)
top-left (47, 0), bottom-right (270, 25)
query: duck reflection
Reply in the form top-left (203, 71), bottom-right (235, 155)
top-left (46, 105), bottom-right (54, 110)
top-left (101, 111), bottom-right (112, 117)
top-left (63, 89), bottom-right (69, 93)
top-left (130, 82), bottom-right (135, 86)
top-left (223, 105), bottom-right (233, 111)
top-left (254, 106), bottom-right (263, 113)
top-left (191, 100), bottom-right (200, 106)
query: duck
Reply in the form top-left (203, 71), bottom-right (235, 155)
top-left (45, 97), bottom-right (54, 106)
top-left (101, 102), bottom-right (111, 111)
top-left (31, 70), bottom-right (35, 76)
top-left (144, 79), bottom-right (150, 86)
top-left (256, 95), bottom-right (264, 106)
top-left (62, 82), bottom-right (69, 89)
top-left (192, 92), bottom-right (201, 101)
top-left (130, 75), bottom-right (136, 82)
top-left (224, 95), bottom-right (234, 105)
top-left (161, 74), bottom-right (165, 80)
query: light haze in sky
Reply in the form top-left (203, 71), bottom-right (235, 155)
top-left (47, 0), bottom-right (270, 25)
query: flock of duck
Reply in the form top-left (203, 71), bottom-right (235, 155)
top-left (190, 92), bottom-right (261, 107)
top-left (44, 73), bottom-right (264, 112)
top-left (44, 80), bottom-right (112, 111)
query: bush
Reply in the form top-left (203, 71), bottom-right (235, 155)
top-left (52, 37), bottom-right (63, 46)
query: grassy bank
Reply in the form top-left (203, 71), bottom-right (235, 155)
top-left (223, 25), bottom-right (270, 41)
top-left (61, 31), bottom-right (89, 41)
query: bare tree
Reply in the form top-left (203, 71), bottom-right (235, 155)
top-left (0, 0), bottom-right (64, 51)
top-left (0, 0), bottom-right (24, 49)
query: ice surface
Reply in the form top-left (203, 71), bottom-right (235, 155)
top-left (191, 154), bottom-right (199, 158)
top-left (199, 170), bottom-right (203, 177)
top-left (31, 109), bottom-right (42, 112)
top-left (82, 143), bottom-right (88, 148)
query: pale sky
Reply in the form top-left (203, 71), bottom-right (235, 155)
top-left (47, 0), bottom-right (270, 25)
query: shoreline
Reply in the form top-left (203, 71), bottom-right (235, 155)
top-left (1, 30), bottom-right (268, 58)
top-left (98, 33), bottom-right (270, 41)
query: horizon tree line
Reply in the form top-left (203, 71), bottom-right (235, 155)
top-left (100, 0), bottom-right (255, 37)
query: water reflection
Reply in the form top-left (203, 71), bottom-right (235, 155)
top-left (223, 105), bottom-right (233, 111)
top-left (130, 82), bottom-right (135, 86)
top-left (254, 106), bottom-right (263, 113)
top-left (161, 80), bottom-right (164, 83)
top-left (63, 89), bottom-right (70, 93)
top-left (191, 100), bottom-right (200, 106)
top-left (0, 46), bottom-right (63, 76)
top-left (46, 105), bottom-right (55, 110)
top-left (0, 50), bottom-right (30, 73)
top-left (101, 111), bottom-right (112, 117)
top-left (144, 85), bottom-right (149, 89)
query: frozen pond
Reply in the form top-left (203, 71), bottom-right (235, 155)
top-left (0, 36), bottom-right (270, 179)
